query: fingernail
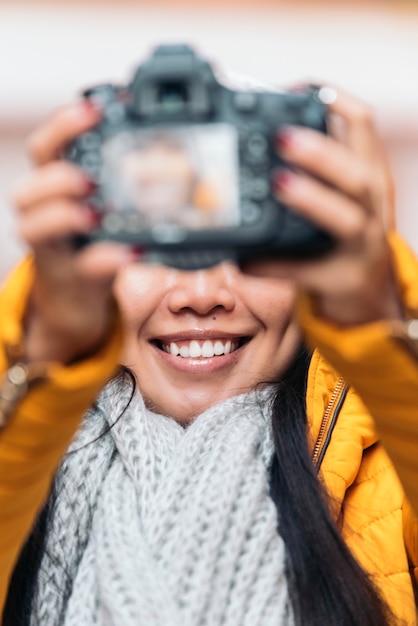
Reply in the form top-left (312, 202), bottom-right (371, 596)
top-left (129, 245), bottom-right (144, 257)
top-left (122, 245), bottom-right (144, 263)
top-left (82, 174), bottom-right (99, 194)
top-left (275, 128), bottom-right (295, 152)
top-left (83, 205), bottom-right (102, 227)
top-left (271, 168), bottom-right (294, 192)
top-left (82, 98), bottom-right (102, 115)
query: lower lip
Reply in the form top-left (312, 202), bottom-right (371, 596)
top-left (151, 343), bottom-right (244, 374)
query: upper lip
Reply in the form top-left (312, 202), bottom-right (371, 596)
top-left (152, 330), bottom-right (252, 343)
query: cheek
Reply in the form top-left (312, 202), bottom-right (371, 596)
top-left (242, 277), bottom-right (300, 375)
top-left (257, 283), bottom-right (301, 378)
top-left (250, 278), bottom-right (297, 327)
top-left (113, 265), bottom-right (165, 328)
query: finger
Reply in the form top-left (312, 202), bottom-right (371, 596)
top-left (325, 87), bottom-right (396, 228)
top-left (75, 242), bottom-right (142, 281)
top-left (17, 199), bottom-right (96, 245)
top-left (276, 126), bottom-right (377, 206)
top-left (273, 169), bottom-right (368, 240)
top-left (12, 162), bottom-right (95, 213)
top-left (321, 87), bottom-right (379, 159)
top-left (27, 100), bottom-right (101, 166)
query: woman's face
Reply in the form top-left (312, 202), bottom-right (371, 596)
top-left (114, 261), bottom-right (300, 423)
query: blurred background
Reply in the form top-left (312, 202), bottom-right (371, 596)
top-left (1, 0), bottom-right (418, 280)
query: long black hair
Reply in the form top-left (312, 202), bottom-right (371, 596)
top-left (3, 351), bottom-right (396, 625)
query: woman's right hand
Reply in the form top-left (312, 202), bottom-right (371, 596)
top-left (12, 101), bottom-right (140, 365)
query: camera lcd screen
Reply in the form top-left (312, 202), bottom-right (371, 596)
top-left (101, 123), bottom-right (240, 230)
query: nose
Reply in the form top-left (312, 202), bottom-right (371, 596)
top-left (166, 262), bottom-right (237, 316)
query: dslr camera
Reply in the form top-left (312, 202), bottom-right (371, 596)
top-left (67, 43), bottom-right (333, 269)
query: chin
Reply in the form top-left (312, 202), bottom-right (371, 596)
top-left (143, 388), bottom-right (245, 425)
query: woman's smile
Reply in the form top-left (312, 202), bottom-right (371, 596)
top-left (159, 337), bottom-right (241, 358)
top-left (150, 332), bottom-right (251, 374)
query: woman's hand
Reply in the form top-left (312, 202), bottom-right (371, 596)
top-left (243, 88), bottom-right (403, 327)
top-left (12, 101), bottom-right (139, 365)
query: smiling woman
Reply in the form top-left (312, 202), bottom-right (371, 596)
top-left (0, 76), bottom-right (418, 626)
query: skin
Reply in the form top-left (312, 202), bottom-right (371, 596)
top-left (11, 88), bottom-right (403, 423)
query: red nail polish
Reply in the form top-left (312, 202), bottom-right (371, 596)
top-left (271, 169), bottom-right (294, 192)
top-left (275, 129), bottom-right (294, 152)
top-left (82, 98), bottom-right (102, 114)
top-left (83, 174), bottom-right (99, 194)
top-left (128, 245), bottom-right (145, 262)
top-left (83, 205), bottom-right (102, 227)
top-left (130, 245), bottom-right (144, 256)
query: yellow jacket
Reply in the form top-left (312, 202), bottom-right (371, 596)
top-left (0, 233), bottom-right (417, 623)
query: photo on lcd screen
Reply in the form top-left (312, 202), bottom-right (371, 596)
top-left (101, 124), bottom-right (241, 230)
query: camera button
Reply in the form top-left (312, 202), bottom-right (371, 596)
top-left (103, 213), bottom-right (124, 234)
top-left (105, 103), bottom-right (126, 124)
top-left (245, 133), bottom-right (269, 163)
top-left (241, 201), bottom-right (261, 225)
top-left (249, 178), bottom-right (269, 201)
top-left (79, 132), bottom-right (101, 151)
top-left (81, 152), bottom-right (101, 169)
top-left (126, 213), bottom-right (146, 232)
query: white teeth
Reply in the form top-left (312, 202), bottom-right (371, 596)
top-left (202, 340), bottom-right (214, 357)
top-left (170, 342), bottom-right (180, 356)
top-left (213, 340), bottom-right (224, 356)
top-left (189, 340), bottom-right (201, 358)
top-left (162, 339), bottom-right (239, 358)
top-left (179, 345), bottom-right (190, 358)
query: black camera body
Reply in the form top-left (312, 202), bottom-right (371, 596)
top-left (66, 44), bottom-right (333, 269)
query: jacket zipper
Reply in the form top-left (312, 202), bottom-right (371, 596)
top-left (312, 376), bottom-right (348, 470)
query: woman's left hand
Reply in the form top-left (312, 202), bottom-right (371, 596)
top-left (243, 88), bottom-right (403, 327)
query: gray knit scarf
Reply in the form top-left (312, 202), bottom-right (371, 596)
top-left (31, 380), bottom-right (292, 626)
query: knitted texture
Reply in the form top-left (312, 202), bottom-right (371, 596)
top-left (31, 382), bottom-right (292, 626)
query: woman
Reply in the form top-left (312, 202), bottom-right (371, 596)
top-left (0, 85), bottom-right (417, 625)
